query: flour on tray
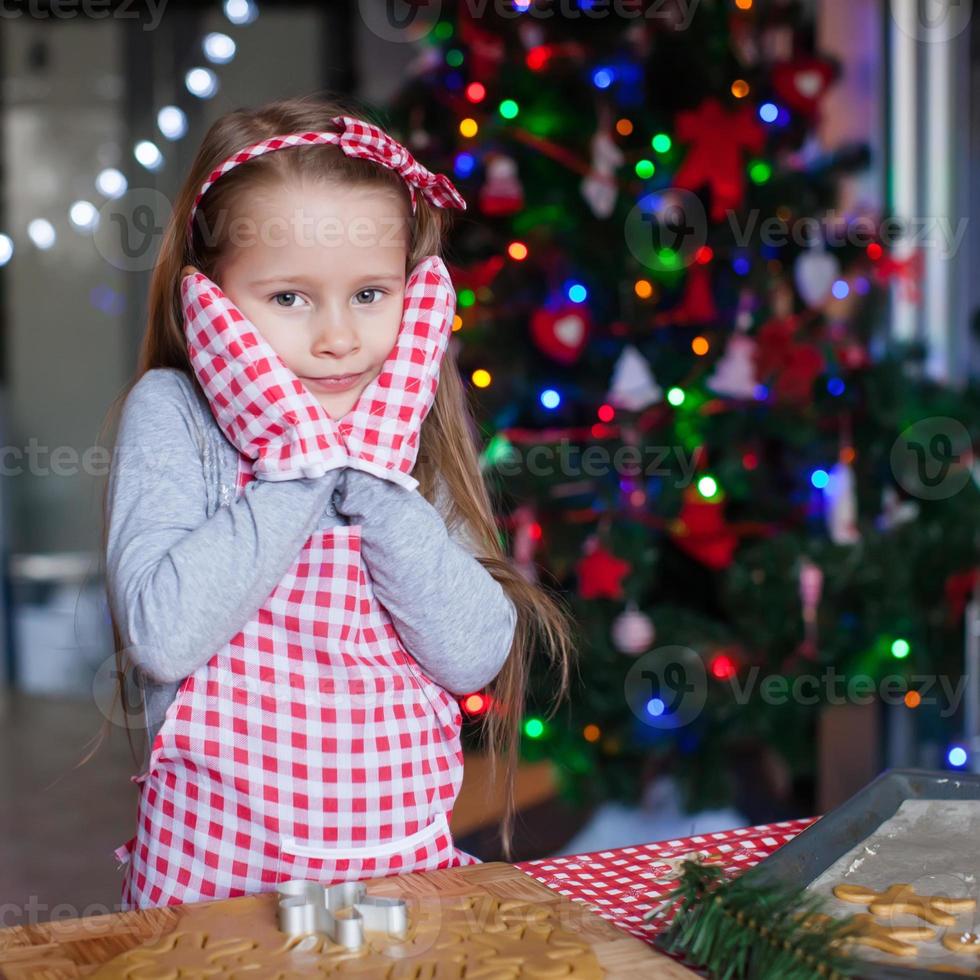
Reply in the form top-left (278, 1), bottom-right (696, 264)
top-left (806, 800), bottom-right (980, 973)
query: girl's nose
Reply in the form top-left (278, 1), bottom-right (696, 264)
top-left (311, 315), bottom-right (359, 357)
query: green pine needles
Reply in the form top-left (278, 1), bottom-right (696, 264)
top-left (653, 861), bottom-right (864, 980)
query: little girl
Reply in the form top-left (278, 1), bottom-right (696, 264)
top-left (101, 95), bottom-right (574, 911)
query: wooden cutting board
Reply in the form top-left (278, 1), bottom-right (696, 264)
top-left (0, 861), bottom-right (695, 978)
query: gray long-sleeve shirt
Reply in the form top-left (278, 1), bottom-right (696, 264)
top-left (105, 367), bottom-right (517, 770)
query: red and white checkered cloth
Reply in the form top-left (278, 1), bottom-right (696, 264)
top-left (515, 817), bottom-right (819, 946)
top-left (181, 254), bottom-right (456, 492)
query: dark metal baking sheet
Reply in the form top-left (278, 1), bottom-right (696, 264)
top-left (743, 768), bottom-right (980, 980)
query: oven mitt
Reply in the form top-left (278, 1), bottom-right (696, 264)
top-left (336, 254), bottom-right (456, 489)
top-left (181, 255), bottom-right (456, 492)
top-left (182, 271), bottom-right (349, 482)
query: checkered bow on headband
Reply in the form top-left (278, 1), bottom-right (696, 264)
top-left (181, 255), bottom-right (457, 493)
top-left (188, 115), bottom-right (466, 243)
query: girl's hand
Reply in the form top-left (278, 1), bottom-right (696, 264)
top-left (180, 265), bottom-right (199, 279)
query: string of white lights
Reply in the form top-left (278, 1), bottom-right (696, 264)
top-left (0, 0), bottom-right (259, 267)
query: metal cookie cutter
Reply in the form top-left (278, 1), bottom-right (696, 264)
top-left (277, 879), bottom-right (409, 950)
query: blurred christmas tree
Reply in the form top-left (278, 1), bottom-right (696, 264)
top-left (384, 0), bottom-right (980, 814)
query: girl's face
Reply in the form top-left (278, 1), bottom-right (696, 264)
top-left (209, 180), bottom-right (409, 420)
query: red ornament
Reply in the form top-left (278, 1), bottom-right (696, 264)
top-left (753, 315), bottom-right (826, 406)
top-left (752, 315), bottom-right (798, 377)
top-left (531, 303), bottom-right (592, 364)
top-left (458, 8), bottom-right (505, 80)
top-left (673, 98), bottom-right (766, 222)
top-left (771, 57), bottom-right (837, 117)
top-left (479, 154), bottom-right (524, 217)
top-left (446, 256), bottom-right (506, 294)
top-left (775, 345), bottom-right (825, 404)
top-left (668, 489), bottom-right (739, 570)
top-left (873, 250), bottom-right (923, 304)
top-left (945, 568), bottom-right (980, 623)
top-left (834, 338), bottom-right (872, 371)
top-left (576, 543), bottom-right (631, 600)
top-left (654, 263), bottom-right (717, 327)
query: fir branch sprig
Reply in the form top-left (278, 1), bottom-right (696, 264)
top-left (652, 861), bottom-right (865, 980)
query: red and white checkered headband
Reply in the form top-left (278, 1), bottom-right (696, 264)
top-left (187, 114), bottom-right (466, 244)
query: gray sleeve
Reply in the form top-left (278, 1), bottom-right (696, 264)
top-left (105, 369), bottom-right (344, 685)
top-left (332, 468), bottom-right (517, 696)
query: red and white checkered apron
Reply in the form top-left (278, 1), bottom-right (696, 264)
top-left (113, 256), bottom-right (479, 909)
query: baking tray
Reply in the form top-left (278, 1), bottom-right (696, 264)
top-left (743, 768), bottom-right (980, 979)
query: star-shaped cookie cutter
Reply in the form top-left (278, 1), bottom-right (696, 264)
top-left (276, 878), bottom-right (409, 950)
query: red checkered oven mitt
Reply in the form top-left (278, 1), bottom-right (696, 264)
top-left (181, 255), bottom-right (456, 491)
top-left (336, 255), bottom-right (456, 489)
top-left (182, 271), bottom-right (349, 482)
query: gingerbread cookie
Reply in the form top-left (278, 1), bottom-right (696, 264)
top-left (652, 850), bottom-right (729, 883)
top-left (833, 883), bottom-right (976, 926)
top-left (943, 930), bottom-right (980, 955)
top-left (838, 913), bottom-right (937, 957)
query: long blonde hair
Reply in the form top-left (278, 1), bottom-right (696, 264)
top-left (92, 93), bottom-right (576, 860)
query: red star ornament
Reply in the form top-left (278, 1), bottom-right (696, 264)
top-left (576, 544), bottom-right (631, 600)
top-left (673, 98), bottom-right (766, 222)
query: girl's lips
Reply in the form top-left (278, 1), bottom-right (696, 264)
top-left (302, 371), bottom-right (364, 393)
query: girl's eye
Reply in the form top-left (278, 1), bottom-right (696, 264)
top-left (272, 292), bottom-right (306, 308)
top-left (354, 288), bottom-right (384, 305)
